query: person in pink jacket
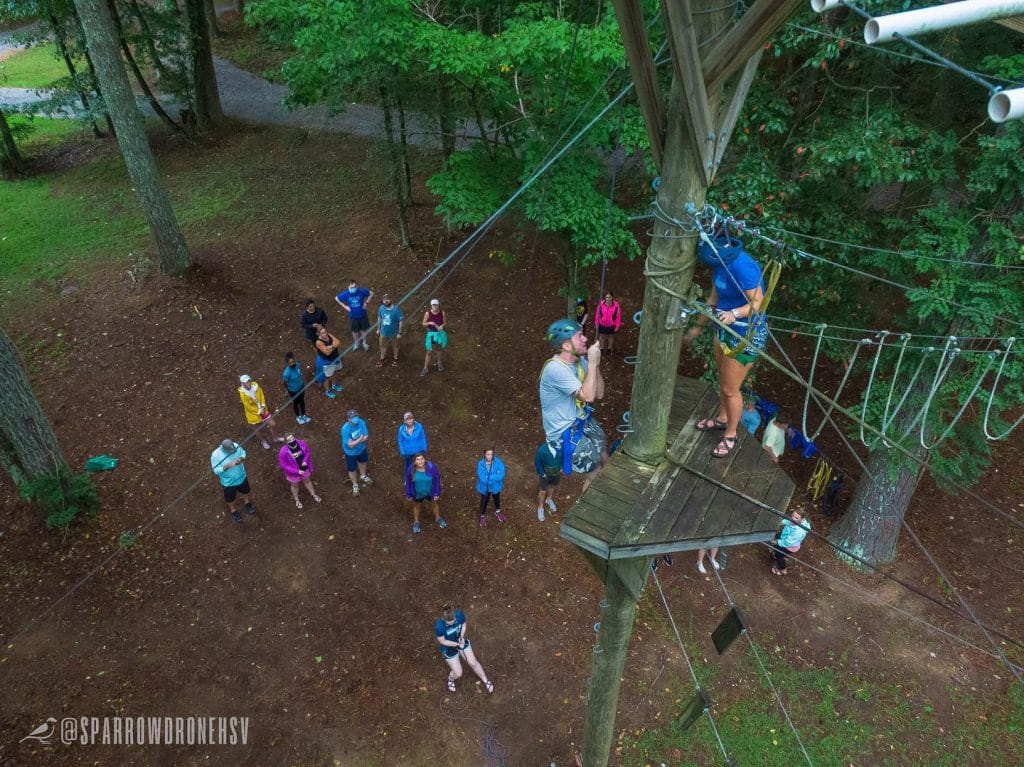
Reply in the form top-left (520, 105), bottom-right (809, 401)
top-left (278, 433), bottom-right (321, 509)
top-left (595, 291), bottom-right (622, 354)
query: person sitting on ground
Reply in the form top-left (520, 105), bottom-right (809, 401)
top-left (539, 319), bottom-right (607, 491)
top-left (340, 408), bottom-right (373, 496)
top-left (299, 298), bottom-right (329, 344)
top-left (684, 235), bottom-right (767, 459)
top-left (771, 509), bottom-right (810, 576)
top-left (740, 398), bottom-right (761, 436)
top-left (314, 325), bottom-right (344, 398)
top-left (475, 449), bottom-right (506, 527)
top-left (762, 411), bottom-right (790, 463)
top-left (376, 293), bottom-right (404, 368)
top-left (277, 433), bottom-right (320, 509)
top-left (211, 438), bottom-right (256, 524)
top-left (421, 298), bottom-right (448, 376)
top-left (595, 291), bottom-right (622, 354)
top-left (335, 278), bottom-right (374, 352)
top-left (434, 604), bottom-right (493, 694)
top-left (238, 374), bottom-right (284, 449)
top-left (404, 452), bottom-right (445, 535)
top-left (396, 412), bottom-right (428, 470)
top-left (282, 351), bottom-right (310, 424)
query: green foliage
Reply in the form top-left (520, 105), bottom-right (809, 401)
top-left (0, 42), bottom-right (70, 88)
top-left (19, 468), bottom-right (99, 531)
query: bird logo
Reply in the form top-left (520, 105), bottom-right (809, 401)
top-left (20, 717), bottom-right (57, 744)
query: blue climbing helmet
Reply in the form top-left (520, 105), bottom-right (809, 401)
top-left (697, 236), bottom-right (745, 267)
top-left (546, 319), bottom-right (582, 348)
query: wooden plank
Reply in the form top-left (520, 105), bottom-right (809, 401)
top-left (659, 0), bottom-right (714, 185)
top-left (702, 0), bottom-right (803, 94)
top-left (595, 463), bottom-right (651, 496)
top-left (612, 459), bottom-right (684, 547)
top-left (609, 528), bottom-right (779, 558)
top-left (590, 476), bottom-right (642, 506)
top-left (709, 49), bottom-right (763, 183)
top-left (665, 464), bottom-right (721, 541)
top-left (559, 521), bottom-right (612, 559)
top-left (632, 462), bottom-right (704, 544)
top-left (610, 0), bottom-right (666, 171)
top-left (576, 491), bottom-right (631, 533)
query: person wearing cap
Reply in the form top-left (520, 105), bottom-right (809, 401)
top-left (314, 325), bottom-right (344, 399)
top-left (420, 298), bottom-right (448, 377)
top-left (538, 318), bottom-right (607, 499)
top-left (396, 412), bottom-right (428, 471)
top-left (340, 408), bottom-right (373, 496)
top-left (278, 432), bottom-right (320, 509)
top-left (210, 439), bottom-right (255, 524)
top-left (238, 375), bottom-right (284, 449)
top-left (376, 293), bottom-right (404, 368)
top-left (335, 278), bottom-right (374, 352)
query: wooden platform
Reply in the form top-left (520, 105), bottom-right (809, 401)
top-left (560, 376), bottom-right (794, 561)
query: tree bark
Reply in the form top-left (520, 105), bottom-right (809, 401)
top-left (107, 0), bottom-right (183, 133)
top-left (126, 0), bottom-right (177, 87)
top-left (50, 13), bottom-right (105, 137)
top-left (437, 72), bottom-right (456, 162)
top-left (204, 0), bottom-right (223, 37)
top-left (185, 0), bottom-right (223, 132)
top-left (396, 94), bottom-right (412, 207)
top-left (73, 0), bottom-right (192, 275)
top-left (0, 109), bottom-right (24, 174)
top-left (0, 328), bottom-right (69, 486)
top-left (72, 6), bottom-right (118, 137)
top-left (380, 81), bottom-right (411, 248)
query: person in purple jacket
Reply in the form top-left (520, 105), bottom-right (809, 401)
top-left (404, 452), bottom-right (446, 534)
top-left (278, 433), bottom-right (321, 509)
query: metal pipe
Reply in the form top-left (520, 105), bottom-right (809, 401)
top-left (989, 88), bottom-right (1024, 123)
top-left (863, 0), bottom-right (1024, 44)
top-left (810, 0), bottom-right (844, 11)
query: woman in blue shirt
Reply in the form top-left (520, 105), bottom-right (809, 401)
top-left (404, 453), bottom-right (445, 534)
top-left (434, 604), bottom-right (493, 694)
top-left (772, 510), bottom-right (811, 575)
top-left (475, 449), bottom-right (506, 527)
top-left (684, 235), bottom-right (767, 458)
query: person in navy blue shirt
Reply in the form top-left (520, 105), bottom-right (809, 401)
top-left (434, 604), bottom-right (493, 694)
top-left (335, 278), bottom-right (374, 353)
top-left (684, 236), bottom-right (766, 459)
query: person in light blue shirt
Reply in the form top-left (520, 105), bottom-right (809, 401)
top-left (740, 399), bottom-right (761, 435)
top-left (772, 510), bottom-right (810, 575)
top-left (376, 294), bottom-right (404, 368)
top-left (475, 449), bottom-right (506, 527)
top-left (282, 351), bottom-right (310, 424)
top-left (340, 409), bottom-right (373, 496)
top-left (396, 412), bottom-right (428, 469)
top-left (210, 439), bottom-right (255, 524)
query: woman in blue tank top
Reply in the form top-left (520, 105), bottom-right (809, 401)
top-left (434, 604), bottom-right (493, 694)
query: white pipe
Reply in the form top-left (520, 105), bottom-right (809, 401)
top-left (810, 0), bottom-right (844, 11)
top-left (988, 88), bottom-right (1024, 123)
top-left (864, 0), bottom-right (1024, 44)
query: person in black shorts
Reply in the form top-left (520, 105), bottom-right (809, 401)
top-left (210, 439), bottom-right (256, 524)
top-left (534, 442), bottom-right (561, 522)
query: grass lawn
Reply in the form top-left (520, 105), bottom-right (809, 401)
top-left (7, 115), bottom-right (81, 149)
top-left (0, 42), bottom-right (71, 89)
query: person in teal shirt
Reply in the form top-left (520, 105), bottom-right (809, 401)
top-left (404, 453), bottom-right (445, 534)
top-left (340, 409), bottom-right (373, 496)
top-left (772, 509), bottom-right (810, 575)
top-left (210, 439), bottom-right (255, 524)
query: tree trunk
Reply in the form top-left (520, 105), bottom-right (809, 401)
top-left (73, 0), bottom-right (192, 275)
top-left (396, 94), bottom-right (412, 207)
top-left (185, 0), bottom-right (223, 132)
top-left (107, 0), bottom-right (183, 133)
top-left (73, 7), bottom-right (118, 137)
top-left (0, 109), bottom-right (24, 174)
top-left (380, 82), bottom-right (411, 248)
top-left (236, 0), bottom-right (244, 15)
top-left (469, 89), bottom-right (492, 158)
top-left (828, 443), bottom-right (927, 567)
top-left (204, 0), bottom-right (223, 37)
top-left (0, 328), bottom-right (69, 486)
top-left (51, 14), bottom-right (105, 137)
top-left (126, 0), bottom-right (177, 86)
top-left (436, 72), bottom-right (456, 162)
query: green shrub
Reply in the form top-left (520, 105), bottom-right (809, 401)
top-left (19, 468), bottom-right (100, 531)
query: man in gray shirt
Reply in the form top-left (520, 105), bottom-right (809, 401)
top-left (538, 319), bottom-right (607, 494)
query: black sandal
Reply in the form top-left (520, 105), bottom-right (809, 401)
top-left (696, 417), bottom-right (727, 432)
top-left (712, 436), bottom-right (737, 458)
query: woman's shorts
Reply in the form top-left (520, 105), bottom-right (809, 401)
top-left (412, 495), bottom-right (433, 503)
top-left (350, 315), bottom-right (370, 333)
top-left (321, 359), bottom-right (342, 377)
top-left (344, 449), bottom-right (369, 471)
top-left (718, 323), bottom-right (766, 366)
top-left (223, 478), bottom-right (251, 502)
top-left (441, 638), bottom-right (471, 660)
top-left (598, 324), bottom-right (617, 335)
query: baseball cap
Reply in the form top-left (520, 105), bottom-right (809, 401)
top-left (430, 298), bottom-right (440, 306)
top-left (220, 439), bottom-right (236, 452)
top-left (346, 409), bottom-right (359, 419)
top-left (239, 374), bottom-right (252, 384)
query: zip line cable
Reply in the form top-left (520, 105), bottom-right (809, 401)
top-left (708, 566), bottom-right (816, 767)
top-left (6, 62), bottom-right (642, 649)
top-left (761, 330), bottom-right (1024, 686)
top-left (650, 569), bottom-right (734, 765)
top-left (755, 542), bottom-right (1024, 674)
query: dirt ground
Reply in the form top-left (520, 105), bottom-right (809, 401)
top-left (1, 124), bottom-right (1022, 766)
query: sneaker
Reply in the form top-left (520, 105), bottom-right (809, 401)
top-left (437, 361), bottom-right (444, 372)
top-left (325, 389), bottom-right (337, 399)
top-left (351, 483), bottom-right (360, 496)
top-left (359, 475), bottom-right (373, 485)
top-left (697, 561), bottom-right (707, 575)
top-left (437, 518), bottom-right (448, 529)
top-left (230, 510), bottom-right (242, 524)
top-left (412, 521), bottom-right (421, 534)
top-left (651, 558), bottom-right (659, 573)
top-left (495, 510), bottom-right (506, 523)
top-left (352, 342), bottom-right (360, 352)
top-left (331, 382), bottom-right (343, 392)
top-left (296, 416), bottom-right (305, 424)
top-left (419, 368), bottom-right (429, 377)
top-left (537, 508), bottom-right (545, 522)
top-left (663, 554), bottom-right (673, 567)
top-left (244, 503), bottom-right (256, 515)
top-left (361, 340), bottom-right (370, 352)
top-left (260, 439), bottom-right (271, 450)
top-left (301, 415), bottom-right (312, 424)
top-left (479, 515), bottom-right (487, 528)
top-left (710, 557), bottom-right (720, 571)
top-left (545, 498), bottom-right (557, 513)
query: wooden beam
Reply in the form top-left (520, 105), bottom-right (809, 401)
top-left (709, 49), bottom-right (763, 183)
top-left (702, 0), bottom-right (804, 94)
top-left (660, 0), bottom-right (715, 186)
top-left (997, 17), bottom-right (1024, 33)
top-left (610, 0), bottom-right (666, 171)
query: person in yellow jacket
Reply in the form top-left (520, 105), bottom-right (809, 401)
top-left (238, 374), bottom-right (284, 449)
